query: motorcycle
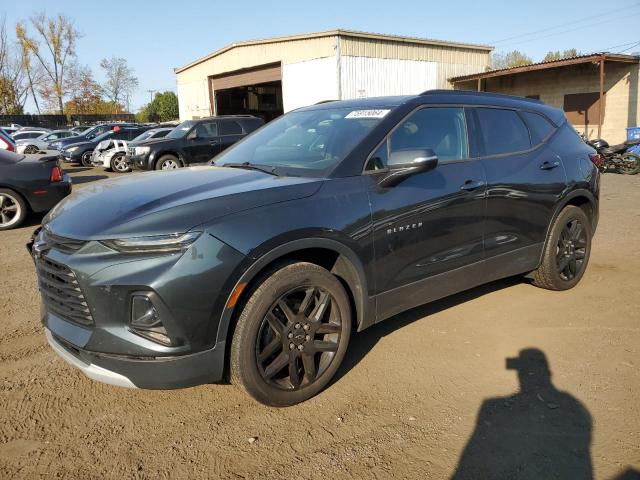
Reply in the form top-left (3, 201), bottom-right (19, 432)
top-left (582, 135), bottom-right (640, 175)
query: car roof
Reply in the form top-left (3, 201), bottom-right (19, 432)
top-left (297, 90), bottom-right (565, 125)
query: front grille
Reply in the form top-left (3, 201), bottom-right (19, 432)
top-left (42, 230), bottom-right (87, 254)
top-left (36, 256), bottom-right (94, 326)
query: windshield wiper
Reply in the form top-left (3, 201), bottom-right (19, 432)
top-left (218, 162), bottom-right (280, 176)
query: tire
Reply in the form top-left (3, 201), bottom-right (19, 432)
top-left (80, 150), bottom-right (93, 167)
top-left (531, 205), bottom-right (592, 290)
top-left (24, 145), bottom-right (38, 154)
top-left (0, 188), bottom-right (27, 231)
top-left (230, 261), bottom-right (352, 406)
top-left (110, 153), bottom-right (130, 173)
top-left (618, 152), bottom-right (640, 175)
top-left (155, 155), bottom-right (181, 170)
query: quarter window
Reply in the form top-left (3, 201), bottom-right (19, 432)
top-left (390, 107), bottom-right (468, 163)
top-left (219, 121), bottom-right (243, 135)
top-left (521, 111), bottom-right (556, 144)
top-left (475, 108), bottom-right (531, 156)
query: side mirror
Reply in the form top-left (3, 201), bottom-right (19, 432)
top-left (379, 148), bottom-right (438, 187)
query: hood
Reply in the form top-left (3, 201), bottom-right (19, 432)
top-left (45, 166), bottom-right (323, 239)
top-left (63, 140), bottom-right (93, 150)
top-left (137, 137), bottom-right (177, 147)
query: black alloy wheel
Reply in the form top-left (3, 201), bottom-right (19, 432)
top-left (256, 286), bottom-right (342, 390)
top-left (531, 205), bottom-right (592, 290)
top-left (230, 262), bottom-right (352, 406)
top-left (81, 150), bottom-right (93, 167)
top-left (555, 219), bottom-right (588, 281)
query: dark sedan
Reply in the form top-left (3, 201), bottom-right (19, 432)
top-left (0, 149), bottom-right (71, 230)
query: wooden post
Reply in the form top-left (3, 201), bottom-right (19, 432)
top-left (477, 78), bottom-right (482, 92)
top-left (598, 57), bottom-right (604, 138)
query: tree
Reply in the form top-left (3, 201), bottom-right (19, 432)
top-left (0, 16), bottom-right (28, 114)
top-left (491, 50), bottom-right (533, 70)
top-left (99, 56), bottom-right (138, 113)
top-left (64, 64), bottom-right (110, 114)
top-left (16, 13), bottom-right (82, 114)
top-left (542, 49), bottom-right (581, 63)
top-left (138, 91), bottom-right (179, 122)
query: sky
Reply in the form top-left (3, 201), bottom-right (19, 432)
top-left (3, 0), bottom-right (640, 113)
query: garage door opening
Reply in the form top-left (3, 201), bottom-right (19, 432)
top-left (215, 81), bottom-right (283, 122)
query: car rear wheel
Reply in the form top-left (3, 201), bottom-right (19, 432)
top-left (0, 188), bottom-right (27, 231)
top-left (24, 145), bottom-right (38, 154)
top-left (230, 262), bottom-right (352, 406)
top-left (155, 155), bottom-right (181, 170)
top-left (110, 153), bottom-right (130, 173)
top-left (531, 205), bottom-right (591, 290)
top-left (81, 151), bottom-right (93, 167)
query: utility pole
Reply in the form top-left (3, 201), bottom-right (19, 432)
top-left (147, 89), bottom-right (156, 103)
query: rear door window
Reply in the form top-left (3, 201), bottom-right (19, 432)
top-left (219, 120), bottom-right (243, 136)
top-left (475, 108), bottom-right (531, 156)
top-left (520, 111), bottom-right (556, 144)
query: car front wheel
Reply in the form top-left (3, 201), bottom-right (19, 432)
top-left (81, 151), bottom-right (93, 167)
top-left (531, 205), bottom-right (592, 290)
top-left (230, 262), bottom-right (352, 406)
top-left (155, 155), bottom-right (181, 170)
top-left (110, 153), bottom-right (130, 173)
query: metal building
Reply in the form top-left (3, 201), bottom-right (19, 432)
top-left (175, 30), bottom-right (492, 121)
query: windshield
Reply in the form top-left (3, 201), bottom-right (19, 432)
top-left (93, 131), bottom-right (114, 142)
top-left (214, 107), bottom-right (388, 176)
top-left (166, 120), bottom-right (196, 139)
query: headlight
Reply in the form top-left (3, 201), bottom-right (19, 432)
top-left (66, 146), bottom-right (79, 153)
top-left (135, 146), bottom-right (150, 155)
top-left (101, 231), bottom-right (201, 253)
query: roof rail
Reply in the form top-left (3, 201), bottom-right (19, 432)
top-left (420, 89), bottom-right (543, 104)
top-left (314, 99), bottom-right (338, 105)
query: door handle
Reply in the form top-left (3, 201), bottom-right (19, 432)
top-left (209, 140), bottom-right (219, 145)
top-left (460, 179), bottom-right (485, 191)
top-left (540, 160), bottom-right (560, 170)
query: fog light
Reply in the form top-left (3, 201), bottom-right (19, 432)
top-left (130, 295), bottom-right (171, 346)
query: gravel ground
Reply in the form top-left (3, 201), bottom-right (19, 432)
top-left (0, 165), bottom-right (638, 479)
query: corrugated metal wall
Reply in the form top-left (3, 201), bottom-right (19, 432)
top-left (340, 56), bottom-right (437, 99)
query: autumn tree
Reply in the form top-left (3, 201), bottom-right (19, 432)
top-left (542, 49), bottom-right (581, 63)
top-left (99, 56), bottom-right (138, 113)
top-left (491, 50), bottom-right (533, 70)
top-left (0, 16), bottom-right (28, 114)
top-left (138, 91), bottom-right (179, 122)
top-left (16, 13), bottom-right (82, 114)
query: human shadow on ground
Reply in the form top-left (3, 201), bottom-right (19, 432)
top-left (450, 348), bottom-right (593, 480)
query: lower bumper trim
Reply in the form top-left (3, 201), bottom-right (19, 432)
top-left (45, 328), bottom-right (138, 389)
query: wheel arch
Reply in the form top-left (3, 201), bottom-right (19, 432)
top-left (538, 188), bottom-right (598, 266)
top-left (215, 238), bottom-right (372, 374)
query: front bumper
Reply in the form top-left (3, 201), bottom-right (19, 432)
top-left (128, 153), bottom-right (153, 170)
top-left (34, 231), bottom-right (245, 389)
top-left (45, 327), bottom-right (226, 389)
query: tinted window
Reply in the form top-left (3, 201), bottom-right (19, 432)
top-left (194, 121), bottom-right (217, 138)
top-left (219, 120), bottom-right (243, 135)
top-left (521, 111), bottom-right (555, 144)
top-left (390, 107), bottom-right (468, 162)
top-left (476, 108), bottom-right (530, 156)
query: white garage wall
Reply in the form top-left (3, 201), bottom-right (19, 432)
top-left (176, 79), bottom-right (210, 120)
top-left (339, 56), bottom-right (438, 99)
top-left (282, 57), bottom-right (338, 112)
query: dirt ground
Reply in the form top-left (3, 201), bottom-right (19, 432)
top-left (0, 165), bottom-right (638, 479)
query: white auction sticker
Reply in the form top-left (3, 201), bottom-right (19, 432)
top-left (345, 109), bottom-right (391, 119)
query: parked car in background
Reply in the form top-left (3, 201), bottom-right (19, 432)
top-left (12, 129), bottom-right (51, 142)
top-left (0, 149), bottom-right (70, 230)
top-left (32, 91), bottom-right (599, 406)
top-left (0, 129), bottom-right (16, 152)
top-left (128, 116), bottom-right (264, 170)
top-left (1, 126), bottom-right (20, 136)
top-left (49, 123), bottom-right (135, 152)
top-left (60, 125), bottom-right (152, 166)
top-left (94, 128), bottom-right (173, 173)
top-left (70, 125), bottom-right (92, 134)
top-left (16, 130), bottom-right (76, 154)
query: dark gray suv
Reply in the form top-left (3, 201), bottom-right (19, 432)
top-left (30, 91), bottom-right (599, 406)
